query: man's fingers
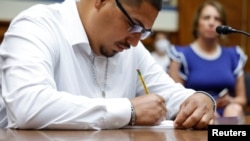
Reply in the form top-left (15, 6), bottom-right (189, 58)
top-left (131, 94), bottom-right (167, 125)
top-left (174, 101), bottom-right (213, 129)
top-left (174, 103), bottom-right (196, 128)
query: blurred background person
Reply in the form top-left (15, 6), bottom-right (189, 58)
top-left (151, 32), bottom-right (172, 73)
top-left (168, 0), bottom-right (248, 117)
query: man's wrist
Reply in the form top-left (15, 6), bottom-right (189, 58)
top-left (195, 91), bottom-right (217, 111)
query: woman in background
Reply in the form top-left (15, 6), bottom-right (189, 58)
top-left (168, 0), bottom-right (248, 117)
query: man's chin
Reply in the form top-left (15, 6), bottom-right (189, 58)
top-left (102, 51), bottom-right (118, 57)
top-left (100, 46), bottom-right (119, 57)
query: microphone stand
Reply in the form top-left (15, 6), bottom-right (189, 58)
top-left (234, 30), bottom-right (250, 37)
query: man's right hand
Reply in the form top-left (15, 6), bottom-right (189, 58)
top-left (130, 94), bottom-right (167, 125)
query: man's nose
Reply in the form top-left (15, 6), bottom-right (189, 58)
top-left (127, 33), bottom-right (141, 47)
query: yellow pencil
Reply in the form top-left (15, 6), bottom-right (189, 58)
top-left (136, 69), bottom-right (150, 94)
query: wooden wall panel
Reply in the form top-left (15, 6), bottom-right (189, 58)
top-left (175, 0), bottom-right (201, 45)
top-left (0, 21), bottom-right (9, 43)
top-left (245, 0), bottom-right (250, 71)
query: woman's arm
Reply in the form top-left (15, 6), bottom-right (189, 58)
top-left (168, 60), bottom-right (185, 85)
top-left (233, 74), bottom-right (247, 106)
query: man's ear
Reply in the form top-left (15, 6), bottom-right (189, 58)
top-left (95, 0), bottom-right (108, 9)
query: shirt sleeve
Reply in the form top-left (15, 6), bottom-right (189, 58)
top-left (233, 46), bottom-right (248, 77)
top-left (0, 96), bottom-right (7, 128)
top-left (168, 45), bottom-right (189, 80)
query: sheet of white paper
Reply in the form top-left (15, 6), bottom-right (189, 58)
top-left (122, 120), bottom-right (174, 129)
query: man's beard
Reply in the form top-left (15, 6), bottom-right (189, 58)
top-left (100, 45), bottom-right (118, 57)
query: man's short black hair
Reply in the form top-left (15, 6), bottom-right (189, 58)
top-left (121, 0), bottom-right (162, 11)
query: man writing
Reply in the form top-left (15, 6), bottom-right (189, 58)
top-left (0, 0), bottom-right (215, 130)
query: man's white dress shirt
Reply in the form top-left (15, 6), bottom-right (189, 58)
top-left (0, 0), bottom-right (195, 129)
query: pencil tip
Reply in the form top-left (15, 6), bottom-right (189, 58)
top-left (136, 69), bottom-right (141, 74)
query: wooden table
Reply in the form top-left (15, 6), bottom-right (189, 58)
top-left (1, 116), bottom-right (249, 141)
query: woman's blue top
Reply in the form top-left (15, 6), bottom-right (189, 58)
top-left (169, 44), bottom-right (247, 115)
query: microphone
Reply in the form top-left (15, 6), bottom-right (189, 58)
top-left (216, 25), bottom-right (250, 37)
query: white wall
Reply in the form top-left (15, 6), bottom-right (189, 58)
top-left (153, 9), bottom-right (179, 32)
top-left (0, 0), bottom-right (53, 21)
top-left (0, 0), bottom-right (179, 32)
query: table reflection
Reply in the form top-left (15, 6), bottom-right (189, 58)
top-left (1, 116), bottom-right (249, 141)
top-left (0, 128), bottom-right (208, 141)
top-left (1, 128), bottom-right (170, 141)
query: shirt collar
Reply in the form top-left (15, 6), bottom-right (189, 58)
top-left (60, 0), bottom-right (91, 54)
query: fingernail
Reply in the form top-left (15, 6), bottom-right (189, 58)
top-left (174, 123), bottom-right (179, 128)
